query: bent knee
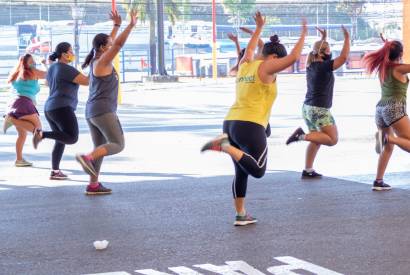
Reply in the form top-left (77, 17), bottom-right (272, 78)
top-left (328, 138), bottom-right (338, 146)
top-left (67, 135), bottom-right (79, 145)
top-left (252, 168), bottom-right (266, 179)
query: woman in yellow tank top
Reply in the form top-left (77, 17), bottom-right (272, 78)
top-left (201, 12), bottom-right (307, 226)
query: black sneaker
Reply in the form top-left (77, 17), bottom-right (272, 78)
top-left (372, 180), bottom-right (392, 191)
top-left (302, 170), bottom-right (322, 179)
top-left (50, 170), bottom-right (68, 180)
top-left (286, 127), bottom-right (305, 145)
top-left (85, 183), bottom-right (112, 195)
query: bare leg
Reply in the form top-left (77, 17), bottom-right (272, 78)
top-left (15, 126), bottom-right (27, 161)
top-left (388, 116), bottom-right (410, 152)
top-left (9, 117), bottom-right (36, 133)
top-left (376, 127), bottom-right (394, 180)
top-left (305, 142), bottom-right (321, 170)
top-left (304, 125), bottom-right (338, 146)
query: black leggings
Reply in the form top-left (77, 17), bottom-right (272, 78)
top-left (223, 120), bottom-right (268, 199)
top-left (43, 107), bottom-right (79, 170)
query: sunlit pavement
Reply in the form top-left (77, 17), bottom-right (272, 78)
top-left (1, 76), bottom-right (410, 274)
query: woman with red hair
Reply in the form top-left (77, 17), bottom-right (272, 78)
top-left (363, 36), bottom-right (410, 191)
top-left (3, 53), bottom-right (46, 166)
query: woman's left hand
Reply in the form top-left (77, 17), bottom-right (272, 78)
top-left (110, 10), bottom-right (122, 26)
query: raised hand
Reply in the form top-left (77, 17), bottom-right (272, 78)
top-left (301, 19), bottom-right (308, 35)
top-left (341, 25), bottom-right (350, 39)
top-left (110, 10), bottom-right (122, 26)
top-left (379, 33), bottom-right (387, 42)
top-left (315, 26), bottom-right (326, 40)
top-left (227, 33), bottom-right (238, 42)
top-left (129, 9), bottom-right (138, 27)
top-left (253, 11), bottom-right (265, 29)
top-left (240, 26), bottom-right (254, 35)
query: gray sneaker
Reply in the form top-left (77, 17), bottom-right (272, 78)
top-left (3, 115), bottom-right (13, 134)
top-left (234, 214), bottom-right (258, 226)
top-left (15, 159), bottom-right (33, 167)
top-left (375, 130), bottom-right (387, 154)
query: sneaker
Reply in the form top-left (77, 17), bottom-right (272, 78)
top-left (200, 134), bottom-right (229, 152)
top-left (234, 214), bottom-right (258, 226)
top-left (76, 154), bottom-right (97, 176)
top-left (372, 180), bottom-right (392, 191)
top-left (286, 127), bottom-right (305, 145)
top-left (32, 129), bottom-right (43, 149)
top-left (15, 159), bottom-right (32, 167)
top-left (375, 130), bottom-right (387, 154)
top-left (50, 170), bottom-right (68, 180)
top-left (85, 183), bottom-right (112, 195)
top-left (302, 169), bottom-right (323, 179)
top-left (3, 115), bottom-right (13, 134)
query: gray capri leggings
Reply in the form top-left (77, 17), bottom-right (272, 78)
top-left (87, 112), bottom-right (125, 174)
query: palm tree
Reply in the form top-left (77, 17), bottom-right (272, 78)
top-left (125, 0), bottom-right (180, 75)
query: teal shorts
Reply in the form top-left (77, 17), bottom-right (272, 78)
top-left (302, 104), bottom-right (335, 131)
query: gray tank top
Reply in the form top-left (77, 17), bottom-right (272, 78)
top-left (85, 62), bottom-right (119, 119)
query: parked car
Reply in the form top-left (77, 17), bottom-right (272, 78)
top-left (26, 40), bottom-right (51, 55)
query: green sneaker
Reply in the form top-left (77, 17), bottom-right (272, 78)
top-left (234, 214), bottom-right (258, 226)
top-left (15, 159), bottom-right (33, 167)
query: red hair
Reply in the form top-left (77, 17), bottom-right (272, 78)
top-left (7, 54), bottom-right (35, 83)
top-left (362, 40), bottom-right (403, 82)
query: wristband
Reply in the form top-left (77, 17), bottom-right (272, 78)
top-left (114, 24), bottom-right (121, 27)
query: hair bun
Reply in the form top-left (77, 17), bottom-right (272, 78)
top-left (49, 52), bottom-right (58, 62)
top-left (270, 35), bottom-right (280, 44)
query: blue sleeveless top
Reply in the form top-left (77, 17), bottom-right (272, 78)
top-left (12, 79), bottom-right (40, 102)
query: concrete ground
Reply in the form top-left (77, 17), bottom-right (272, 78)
top-left (1, 76), bottom-right (410, 274)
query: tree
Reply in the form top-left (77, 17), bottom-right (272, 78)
top-left (337, 0), bottom-right (366, 42)
top-left (125, 0), bottom-right (180, 75)
top-left (222, 0), bottom-right (256, 26)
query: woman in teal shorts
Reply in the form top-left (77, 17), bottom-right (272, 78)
top-left (286, 26), bottom-right (350, 178)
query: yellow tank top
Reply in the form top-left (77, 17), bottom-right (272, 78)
top-left (225, 60), bottom-right (277, 128)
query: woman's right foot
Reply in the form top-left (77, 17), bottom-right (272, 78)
top-left (234, 214), bottom-right (258, 226)
top-left (32, 129), bottom-right (43, 149)
top-left (85, 183), bottom-right (112, 195)
top-left (76, 154), bottom-right (97, 176)
top-left (50, 170), bottom-right (68, 180)
top-left (200, 134), bottom-right (229, 152)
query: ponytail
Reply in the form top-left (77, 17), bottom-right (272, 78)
top-left (82, 48), bottom-right (95, 69)
top-left (49, 42), bottom-right (72, 62)
top-left (362, 40), bottom-right (403, 82)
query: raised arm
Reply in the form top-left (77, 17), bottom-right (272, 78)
top-left (228, 33), bottom-right (241, 57)
top-left (240, 26), bottom-right (264, 57)
top-left (259, 20), bottom-right (307, 75)
top-left (98, 10), bottom-right (137, 67)
top-left (109, 10), bottom-right (122, 40)
top-left (316, 26), bottom-right (327, 41)
top-left (333, 25), bottom-right (350, 70)
top-left (240, 11), bottom-right (265, 65)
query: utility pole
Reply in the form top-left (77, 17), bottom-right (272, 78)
top-left (71, 0), bottom-right (83, 68)
top-left (157, 0), bottom-right (166, 75)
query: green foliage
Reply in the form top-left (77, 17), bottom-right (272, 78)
top-left (222, 0), bottom-right (256, 24)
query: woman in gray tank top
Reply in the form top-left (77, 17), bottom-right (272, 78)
top-left (75, 9), bottom-right (138, 195)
